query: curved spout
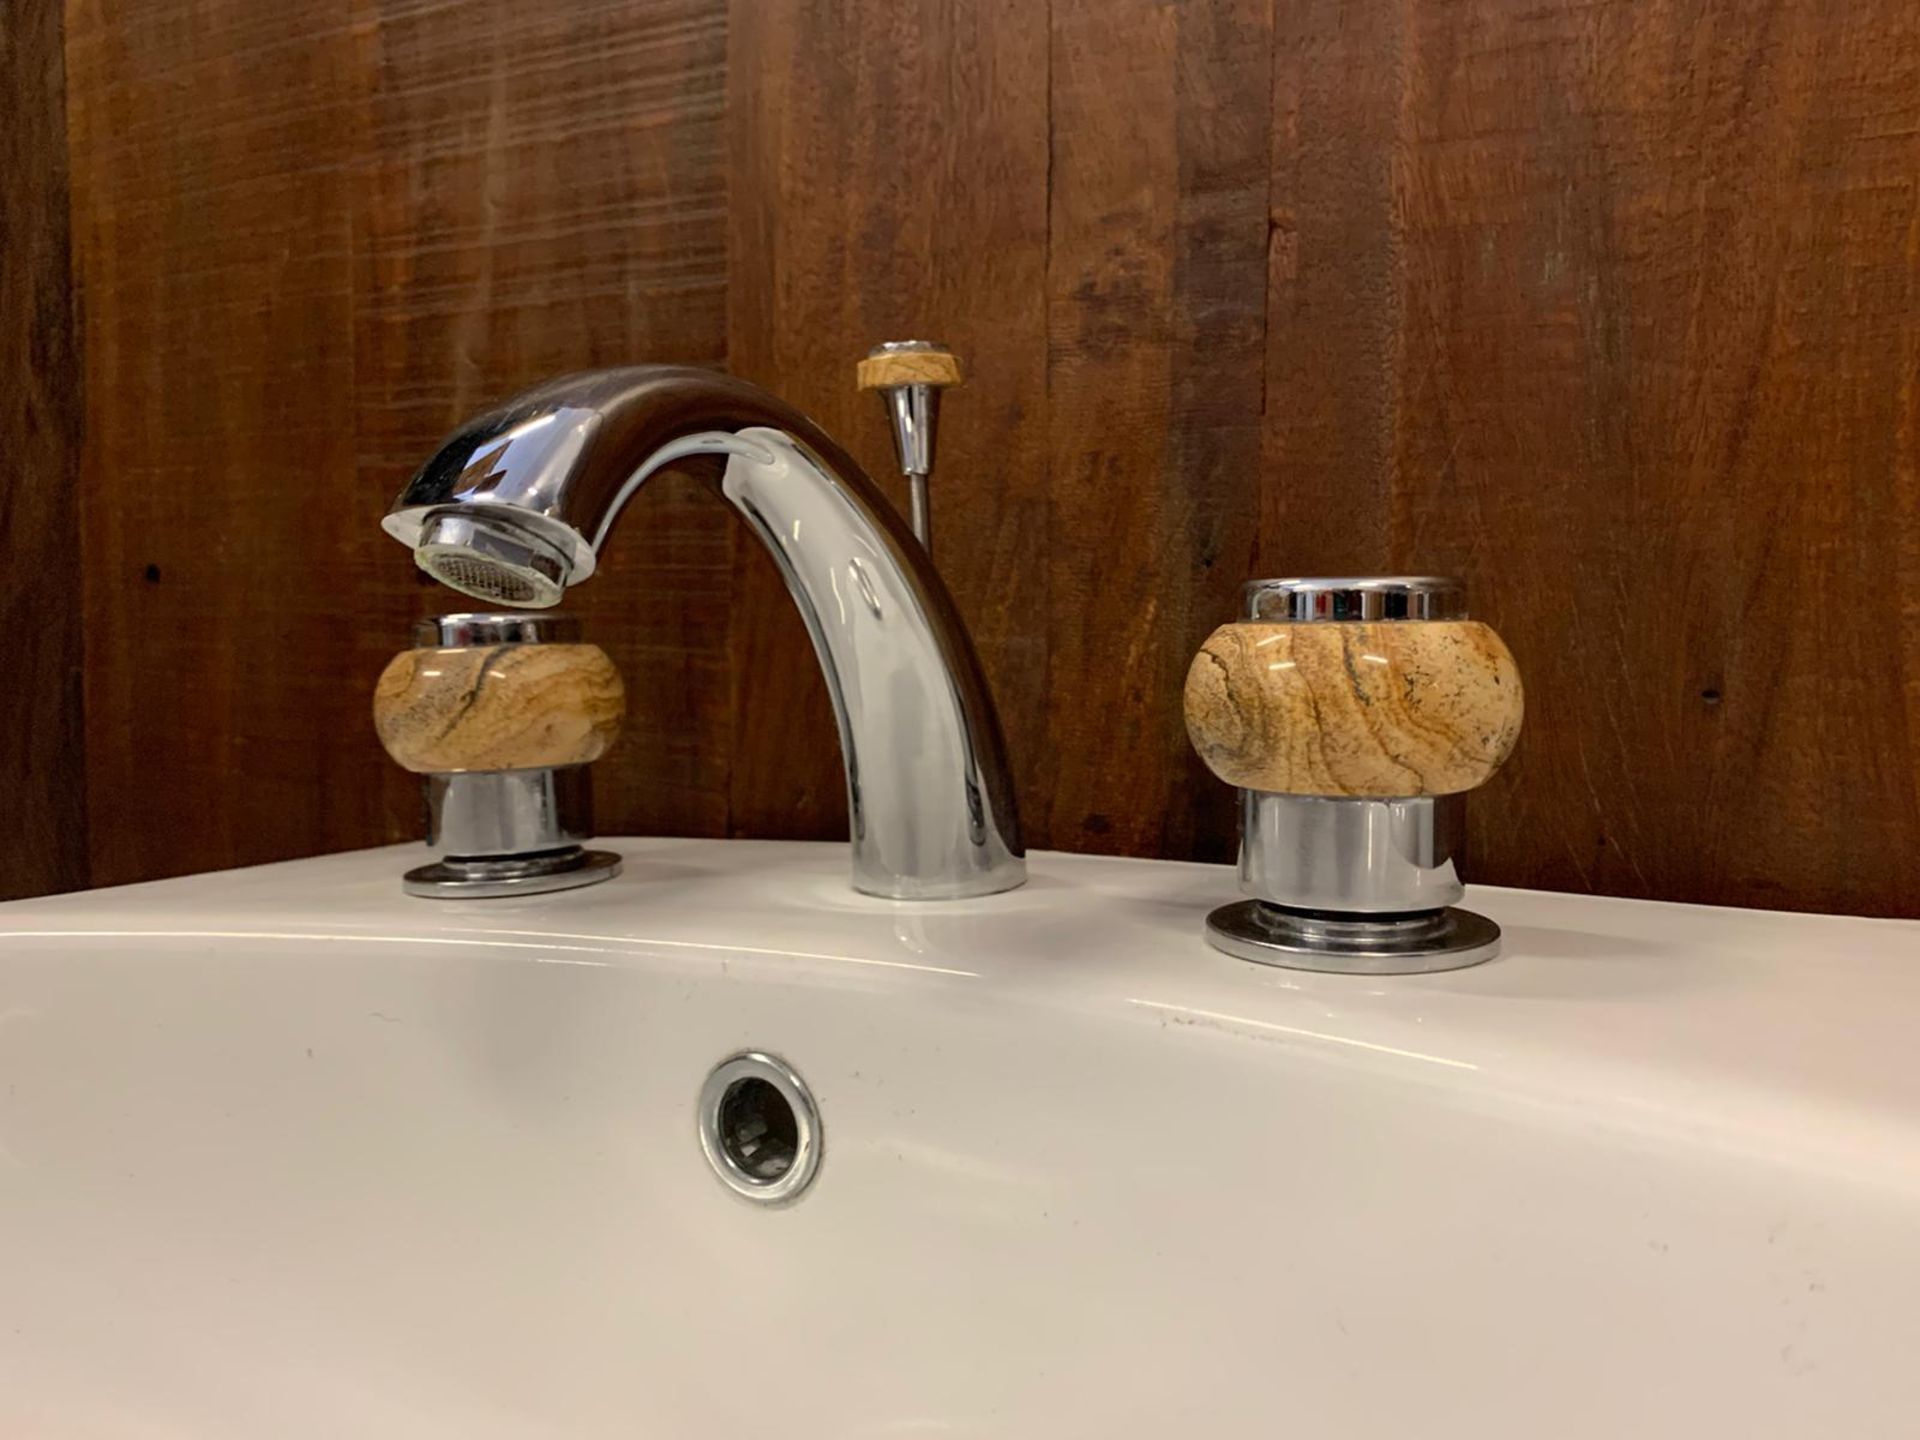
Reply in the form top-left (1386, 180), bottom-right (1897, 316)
top-left (383, 367), bottom-right (1025, 900)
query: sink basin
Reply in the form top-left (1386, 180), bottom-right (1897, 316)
top-left (2, 838), bottom-right (1916, 1436)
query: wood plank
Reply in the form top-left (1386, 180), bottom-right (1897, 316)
top-left (1046, 0), bottom-right (1272, 860)
top-left (1266, 0), bottom-right (1920, 915)
top-left (725, 0), bottom-right (1051, 845)
top-left (0, 0), bottom-right (89, 898)
top-left (65, 0), bottom-right (376, 887)
top-left (1259, 0), bottom-right (1406, 575)
top-left (352, 0), bottom-right (733, 841)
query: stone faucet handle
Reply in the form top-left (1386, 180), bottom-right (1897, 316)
top-left (1182, 577), bottom-right (1523, 977)
top-left (372, 613), bottom-right (625, 899)
top-left (373, 628), bottom-right (624, 775)
top-left (1183, 596), bottom-right (1523, 799)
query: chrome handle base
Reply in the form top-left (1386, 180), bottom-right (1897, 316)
top-left (1210, 791), bottom-right (1498, 974)
top-left (405, 769), bottom-right (622, 899)
top-left (403, 847), bottom-right (622, 900)
top-left (1239, 791), bottom-right (1465, 914)
top-left (1204, 898), bottom-right (1500, 975)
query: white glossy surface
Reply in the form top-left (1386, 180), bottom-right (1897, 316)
top-left (2, 839), bottom-right (1917, 1436)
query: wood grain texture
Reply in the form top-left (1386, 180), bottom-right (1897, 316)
top-left (63, 0), bottom-right (730, 887)
top-left (65, 0), bottom-right (382, 887)
top-left (1185, 621), bottom-right (1523, 797)
top-left (354, 0), bottom-right (733, 838)
top-left (1259, 0), bottom-right (1408, 575)
top-left (373, 644), bottom-right (624, 773)
top-left (726, 0), bottom-right (1050, 844)
top-left (0, 0), bottom-right (89, 898)
top-left (1046, 0), bottom-right (1272, 861)
top-left (1264, 0), bottom-right (1920, 914)
top-left (855, 349), bottom-right (964, 390)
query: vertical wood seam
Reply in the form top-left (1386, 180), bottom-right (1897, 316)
top-left (1041, 0), bottom-right (1056, 847)
top-left (1255, 0), bottom-right (1278, 439)
top-left (61, 0), bottom-right (95, 890)
top-left (2, 0), bottom-right (90, 896)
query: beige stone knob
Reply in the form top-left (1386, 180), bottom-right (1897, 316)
top-left (1184, 620), bottom-right (1522, 797)
top-left (373, 641), bottom-right (625, 774)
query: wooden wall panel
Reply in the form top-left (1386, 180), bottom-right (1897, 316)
top-left (724, 0), bottom-right (1051, 843)
top-left (353, 0), bottom-right (733, 840)
top-left (62, 0), bottom-right (731, 887)
top-left (1046, 0), bottom-right (1272, 861)
top-left (1260, 0), bottom-right (1407, 571)
top-left (0, 0), bottom-right (89, 899)
top-left (65, 0), bottom-right (379, 887)
top-left (36, 0), bottom-right (1920, 916)
top-left (1262, 0), bottom-right (1920, 916)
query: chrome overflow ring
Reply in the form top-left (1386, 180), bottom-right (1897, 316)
top-left (698, 1052), bottom-right (822, 1206)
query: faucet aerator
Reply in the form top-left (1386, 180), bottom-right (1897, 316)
top-left (413, 511), bottom-right (573, 609)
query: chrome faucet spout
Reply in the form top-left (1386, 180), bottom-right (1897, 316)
top-left (382, 367), bottom-right (1025, 900)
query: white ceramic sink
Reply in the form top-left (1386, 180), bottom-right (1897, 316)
top-left (2, 838), bottom-right (1917, 1436)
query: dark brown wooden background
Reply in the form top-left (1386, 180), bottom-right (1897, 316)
top-left (5, 0), bottom-right (1918, 915)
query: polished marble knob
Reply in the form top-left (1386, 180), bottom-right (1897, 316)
top-left (374, 636), bottom-right (624, 774)
top-left (1184, 613), bottom-right (1522, 798)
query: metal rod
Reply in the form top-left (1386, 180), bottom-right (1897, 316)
top-left (857, 340), bottom-right (960, 555)
top-left (908, 472), bottom-right (932, 549)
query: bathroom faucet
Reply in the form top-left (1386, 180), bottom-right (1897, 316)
top-left (381, 366), bottom-right (1025, 900)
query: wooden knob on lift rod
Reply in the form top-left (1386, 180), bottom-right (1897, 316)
top-left (856, 340), bottom-right (963, 551)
